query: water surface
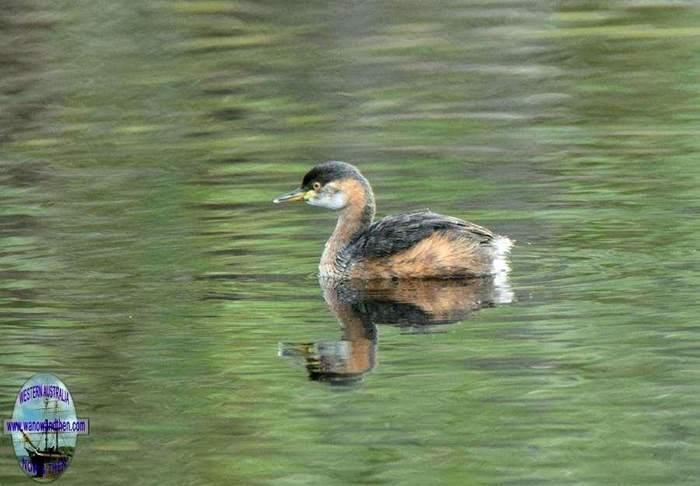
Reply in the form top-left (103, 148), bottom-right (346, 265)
top-left (1, 1), bottom-right (700, 484)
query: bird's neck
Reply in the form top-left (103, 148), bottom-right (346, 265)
top-left (320, 179), bottom-right (375, 276)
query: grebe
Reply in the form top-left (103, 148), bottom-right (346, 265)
top-left (273, 161), bottom-right (512, 279)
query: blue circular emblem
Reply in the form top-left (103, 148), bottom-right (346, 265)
top-left (5, 373), bottom-right (88, 482)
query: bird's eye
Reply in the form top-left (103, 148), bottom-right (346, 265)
top-left (312, 182), bottom-right (321, 191)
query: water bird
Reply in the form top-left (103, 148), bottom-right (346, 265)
top-left (273, 161), bottom-right (512, 279)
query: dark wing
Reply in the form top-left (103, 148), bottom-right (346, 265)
top-left (348, 211), bottom-right (494, 260)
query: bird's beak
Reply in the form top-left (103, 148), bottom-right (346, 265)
top-left (273, 188), bottom-right (308, 204)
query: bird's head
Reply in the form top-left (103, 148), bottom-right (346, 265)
top-left (273, 161), bottom-right (371, 211)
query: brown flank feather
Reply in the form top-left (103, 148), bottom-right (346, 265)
top-left (351, 231), bottom-right (490, 279)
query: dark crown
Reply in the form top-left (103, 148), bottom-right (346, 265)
top-left (301, 161), bottom-right (365, 189)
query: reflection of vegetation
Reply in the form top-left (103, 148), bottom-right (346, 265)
top-left (0, 0), bottom-right (699, 484)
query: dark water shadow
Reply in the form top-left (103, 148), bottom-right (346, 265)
top-left (279, 275), bottom-right (514, 386)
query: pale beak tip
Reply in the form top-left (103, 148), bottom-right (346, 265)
top-left (272, 198), bottom-right (280, 204)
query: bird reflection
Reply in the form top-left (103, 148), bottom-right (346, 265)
top-left (279, 275), bottom-right (513, 385)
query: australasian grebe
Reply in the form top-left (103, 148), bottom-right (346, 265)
top-left (273, 161), bottom-right (512, 279)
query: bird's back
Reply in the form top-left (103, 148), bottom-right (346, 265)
top-left (342, 211), bottom-right (507, 279)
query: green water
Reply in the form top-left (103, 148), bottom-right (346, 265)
top-left (2, 0), bottom-right (700, 484)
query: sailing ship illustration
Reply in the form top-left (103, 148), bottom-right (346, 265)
top-left (18, 397), bottom-right (74, 480)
